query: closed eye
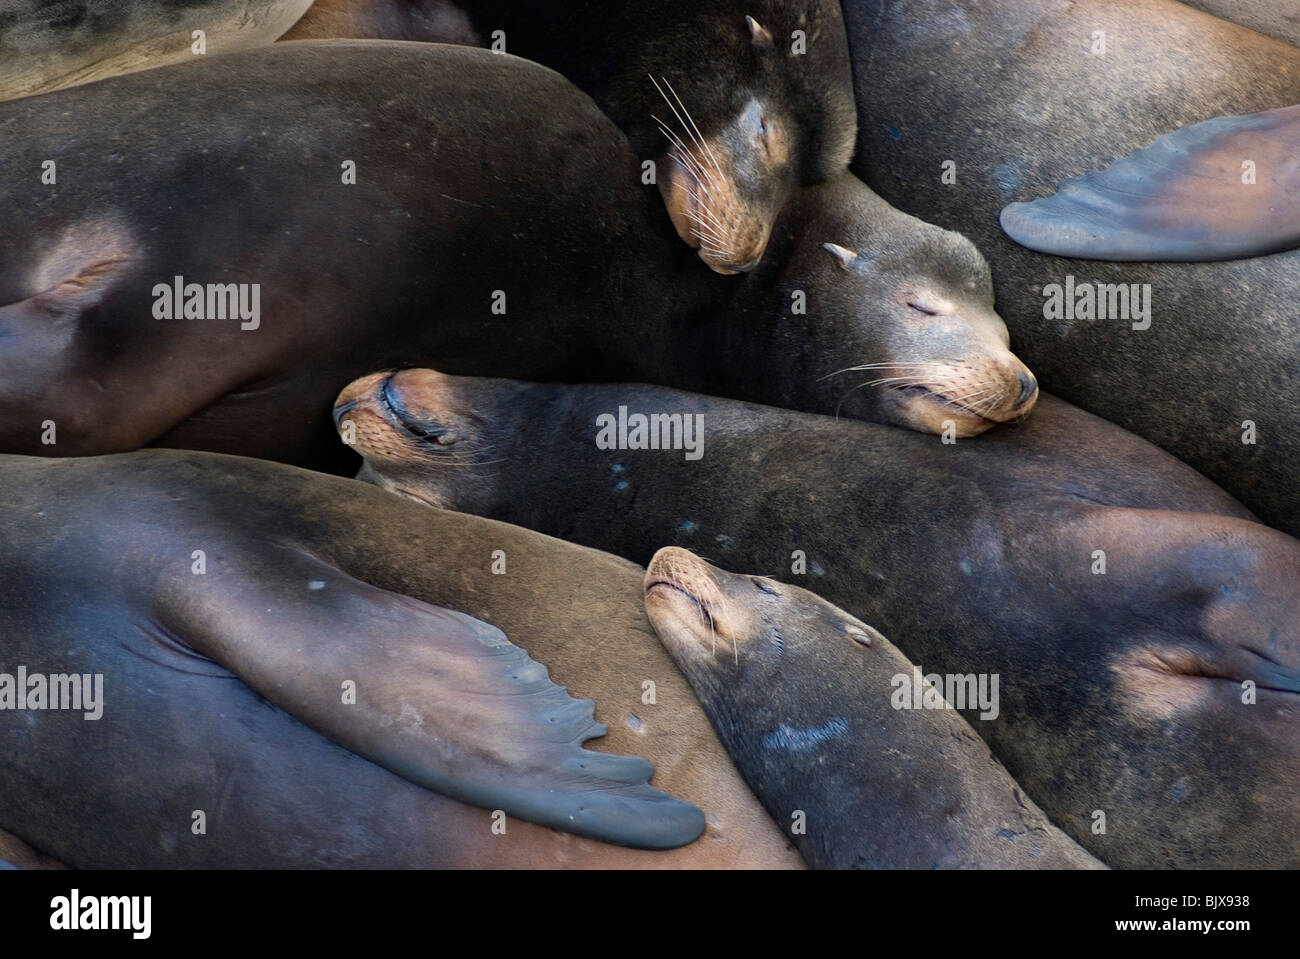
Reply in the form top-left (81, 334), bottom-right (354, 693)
top-left (752, 578), bottom-right (780, 595)
top-left (908, 300), bottom-right (940, 316)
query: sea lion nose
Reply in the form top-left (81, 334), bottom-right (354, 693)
top-left (1016, 371), bottom-right (1038, 406)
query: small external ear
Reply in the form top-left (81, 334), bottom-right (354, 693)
top-left (746, 15), bottom-right (774, 47)
top-left (822, 242), bottom-right (858, 271)
top-left (845, 623), bottom-right (887, 648)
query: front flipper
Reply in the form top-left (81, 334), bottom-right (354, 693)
top-left (1001, 104), bottom-right (1300, 261)
top-left (156, 547), bottom-right (705, 851)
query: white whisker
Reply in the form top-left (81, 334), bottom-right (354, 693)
top-left (662, 76), bottom-right (727, 181)
top-left (818, 362), bottom-right (951, 382)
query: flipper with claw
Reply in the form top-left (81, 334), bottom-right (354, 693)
top-left (156, 547), bottom-right (707, 850)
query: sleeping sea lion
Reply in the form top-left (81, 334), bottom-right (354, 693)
top-left (0, 450), bottom-right (802, 867)
top-left (335, 369), bottom-right (1300, 869)
top-left (644, 548), bottom-right (1104, 869)
top-left (843, 0), bottom-right (1300, 537)
top-left (283, 0), bottom-right (859, 273)
top-left (0, 41), bottom-right (1036, 469)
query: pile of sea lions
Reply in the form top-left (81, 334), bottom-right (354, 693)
top-left (0, 0), bottom-right (1296, 870)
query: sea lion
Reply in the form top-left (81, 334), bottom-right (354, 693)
top-left (0, 450), bottom-right (802, 868)
top-left (283, 0), bottom-right (859, 274)
top-left (644, 548), bottom-right (1104, 869)
top-left (1179, 0), bottom-right (1300, 49)
top-left (1, 454), bottom-right (704, 853)
top-left (842, 0), bottom-right (1300, 539)
top-left (0, 0), bottom-right (313, 101)
top-left (336, 370), bottom-right (1300, 869)
top-left (0, 40), bottom-right (1036, 470)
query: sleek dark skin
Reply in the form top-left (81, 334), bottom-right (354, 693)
top-left (0, 451), bottom-right (803, 868)
top-left (0, 41), bottom-right (713, 472)
top-left (644, 548), bottom-right (1103, 869)
top-left (286, 0), bottom-right (859, 273)
top-left (0, 40), bottom-right (1036, 468)
top-left (842, 0), bottom-right (1300, 537)
top-left (339, 371), bottom-right (1300, 869)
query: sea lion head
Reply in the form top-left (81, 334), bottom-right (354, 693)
top-left (643, 546), bottom-right (885, 696)
top-left (745, 175), bottom-right (1038, 437)
top-left (331, 369), bottom-right (522, 513)
top-left (644, 2), bottom-right (857, 275)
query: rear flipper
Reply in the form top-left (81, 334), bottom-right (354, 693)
top-left (1001, 104), bottom-right (1300, 261)
top-left (157, 544), bottom-right (705, 851)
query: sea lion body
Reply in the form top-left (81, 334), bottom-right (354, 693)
top-left (842, 0), bottom-right (1300, 537)
top-left (0, 0), bottom-right (313, 101)
top-left (339, 371), bottom-right (1300, 869)
top-left (0, 451), bottom-right (801, 868)
top-left (0, 41), bottom-right (717, 470)
top-left (0, 41), bottom-right (1036, 467)
top-left (644, 548), bottom-right (1103, 869)
top-left (284, 0), bottom-right (859, 273)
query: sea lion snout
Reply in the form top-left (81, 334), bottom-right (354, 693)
top-left (644, 547), bottom-right (743, 662)
top-left (1016, 371), bottom-right (1038, 407)
top-left (892, 303), bottom-right (1039, 435)
top-left (654, 82), bottom-right (791, 275)
top-left (831, 335), bottom-right (1040, 438)
top-left (334, 368), bottom-right (478, 467)
top-left (909, 356), bottom-right (1037, 435)
top-left (334, 368), bottom-right (516, 515)
top-left (660, 153), bottom-right (778, 275)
